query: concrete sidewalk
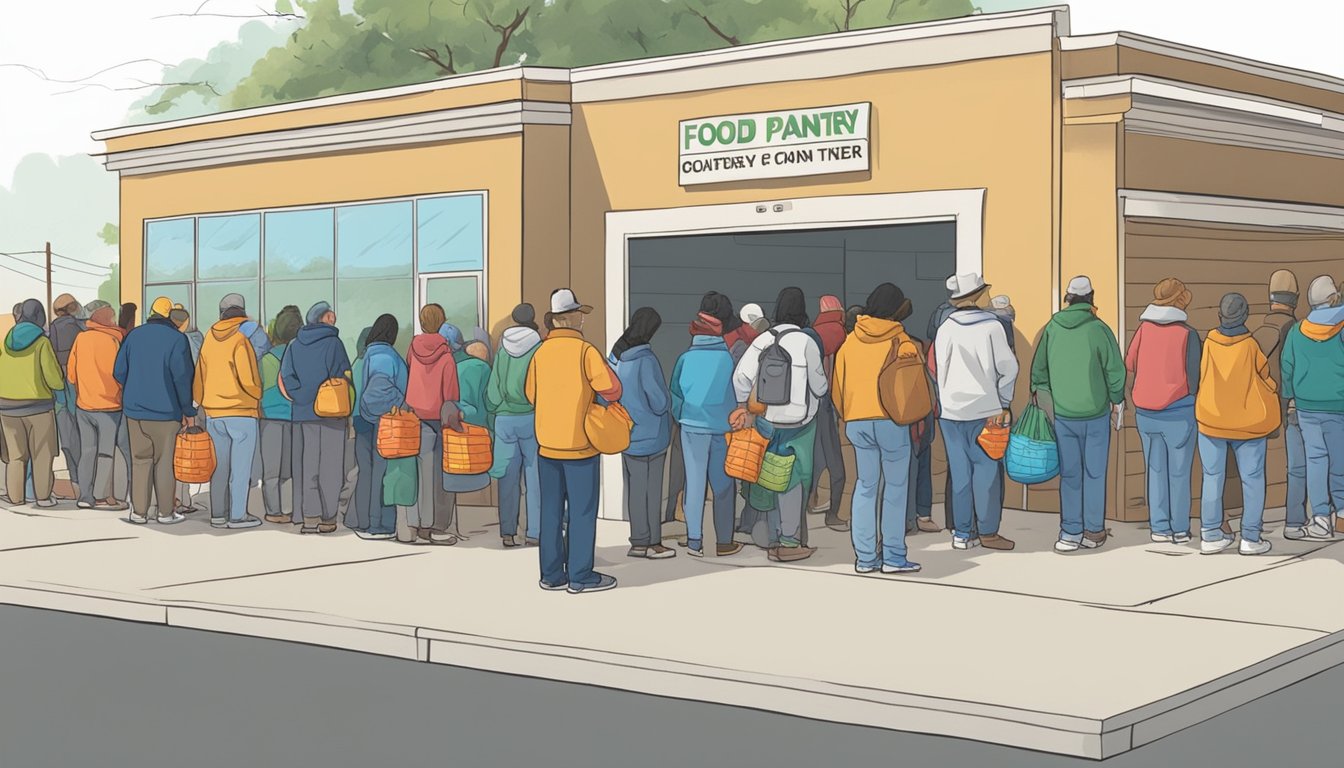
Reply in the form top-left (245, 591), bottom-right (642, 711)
top-left (3, 496), bottom-right (1344, 760)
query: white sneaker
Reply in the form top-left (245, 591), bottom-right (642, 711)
top-left (1173, 532), bottom-right (1192, 544)
top-left (881, 561), bottom-right (922, 574)
top-left (355, 531), bottom-right (395, 541)
top-left (855, 564), bottom-right (879, 574)
top-left (1201, 536), bottom-right (1235, 555)
top-left (1283, 526), bottom-right (1309, 541)
top-left (1054, 538), bottom-right (1080, 553)
top-left (1150, 533), bottom-right (1174, 543)
top-left (1240, 538), bottom-right (1273, 556)
top-left (1305, 516), bottom-right (1335, 539)
top-left (34, 498), bottom-right (56, 508)
top-left (127, 512), bottom-right (149, 525)
top-left (154, 512), bottom-right (186, 525)
top-left (952, 536), bottom-right (981, 550)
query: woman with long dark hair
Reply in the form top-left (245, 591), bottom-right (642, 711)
top-left (612, 307), bottom-right (674, 558)
top-left (352, 314), bottom-right (406, 540)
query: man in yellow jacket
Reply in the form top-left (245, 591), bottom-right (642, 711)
top-left (67, 300), bottom-right (127, 510)
top-left (1196, 293), bottom-right (1280, 555)
top-left (193, 294), bottom-right (264, 529)
top-left (831, 283), bottom-right (922, 575)
top-left (526, 288), bottom-right (623, 594)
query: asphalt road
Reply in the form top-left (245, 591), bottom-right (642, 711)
top-left (0, 604), bottom-right (1341, 767)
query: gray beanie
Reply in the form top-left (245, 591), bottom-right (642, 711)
top-left (1219, 293), bottom-right (1250, 329)
top-left (1307, 275), bottom-right (1340, 309)
top-left (306, 301), bottom-right (333, 325)
top-left (219, 293), bottom-right (246, 312)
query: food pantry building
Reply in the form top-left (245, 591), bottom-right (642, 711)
top-left (97, 6), bottom-right (1344, 522)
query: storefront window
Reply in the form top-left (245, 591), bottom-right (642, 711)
top-left (417, 195), bottom-right (484, 272)
top-left (145, 218), bottom-right (194, 283)
top-left (142, 283), bottom-right (192, 323)
top-left (198, 214), bottom-right (260, 280)
top-left (339, 277), bottom-right (415, 357)
top-left (339, 201), bottom-right (413, 278)
top-left (197, 280), bottom-right (260, 326)
top-left (262, 278), bottom-right (332, 335)
top-left (265, 208), bottom-right (334, 279)
top-left (424, 275), bottom-right (481, 335)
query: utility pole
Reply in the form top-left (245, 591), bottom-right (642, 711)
top-left (45, 241), bottom-right (53, 320)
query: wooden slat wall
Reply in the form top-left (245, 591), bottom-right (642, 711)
top-left (1121, 219), bottom-right (1344, 519)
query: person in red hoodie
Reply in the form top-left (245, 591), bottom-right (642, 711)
top-left (809, 295), bottom-right (849, 531)
top-left (404, 304), bottom-right (460, 545)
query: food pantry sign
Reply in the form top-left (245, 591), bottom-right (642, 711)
top-left (679, 102), bottom-right (871, 186)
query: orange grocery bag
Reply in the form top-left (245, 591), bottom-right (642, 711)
top-left (977, 421), bottom-right (1010, 461)
top-left (442, 423), bottom-right (493, 475)
top-left (377, 407), bottom-right (421, 459)
top-left (724, 427), bottom-right (769, 483)
top-left (173, 426), bottom-right (215, 483)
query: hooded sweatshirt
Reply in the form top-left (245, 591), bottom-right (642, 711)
top-left (0, 320), bottom-right (64, 414)
top-left (831, 315), bottom-right (918, 422)
top-left (613, 343), bottom-right (671, 456)
top-left (732, 325), bottom-right (828, 427)
top-left (48, 314), bottom-right (85, 375)
top-left (260, 343), bottom-right (291, 420)
top-left (454, 347), bottom-right (492, 429)
top-left (933, 308), bottom-right (1018, 422)
top-left (672, 334), bottom-right (737, 434)
top-left (279, 323), bottom-right (352, 422)
top-left (1125, 304), bottom-right (1201, 412)
top-left (1030, 303), bottom-right (1125, 420)
top-left (487, 326), bottom-right (541, 416)
top-left (813, 309), bottom-right (848, 359)
top-left (67, 321), bottom-right (124, 412)
top-left (357, 342), bottom-right (409, 427)
top-left (1281, 304), bottom-right (1344, 414)
top-left (1197, 328), bottom-right (1280, 439)
top-left (193, 317), bottom-right (264, 418)
top-left (525, 328), bottom-right (623, 460)
top-left (113, 317), bottom-right (196, 421)
top-left (405, 333), bottom-right (459, 421)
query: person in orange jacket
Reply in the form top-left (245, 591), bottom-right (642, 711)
top-left (67, 300), bottom-right (127, 510)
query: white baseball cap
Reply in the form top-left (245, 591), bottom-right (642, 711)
top-left (946, 273), bottom-right (989, 300)
top-left (550, 288), bottom-right (592, 315)
top-left (1067, 276), bottom-right (1094, 295)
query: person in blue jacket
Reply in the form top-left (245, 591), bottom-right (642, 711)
top-left (611, 307), bottom-right (674, 559)
top-left (353, 314), bottom-right (407, 541)
top-left (112, 296), bottom-right (196, 525)
top-left (671, 295), bottom-right (745, 559)
top-left (280, 301), bottom-right (352, 534)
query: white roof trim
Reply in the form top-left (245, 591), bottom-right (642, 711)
top-left (1063, 75), bottom-right (1344, 128)
top-left (1121, 190), bottom-right (1344, 232)
top-left (1062, 32), bottom-right (1344, 97)
top-left (91, 66), bottom-right (571, 141)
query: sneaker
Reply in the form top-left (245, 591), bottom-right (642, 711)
top-left (524, 537), bottom-right (539, 547)
top-left (917, 517), bottom-right (942, 533)
top-left (1240, 538), bottom-right (1273, 556)
top-left (355, 530), bottom-right (395, 541)
top-left (34, 498), bottom-right (56, 508)
top-left (855, 563), bottom-right (879, 574)
top-left (882, 561), bottom-right (922, 574)
top-left (627, 546), bottom-right (649, 558)
top-left (127, 512), bottom-right (149, 525)
top-left (318, 522), bottom-right (339, 534)
top-left (716, 542), bottom-right (743, 557)
top-left (647, 544), bottom-right (677, 559)
top-left (264, 514), bottom-right (290, 525)
top-left (1305, 516), bottom-right (1335, 540)
top-left (1150, 533), bottom-right (1175, 543)
top-left (1054, 538), bottom-right (1081, 553)
top-left (1201, 536), bottom-right (1236, 555)
top-left (502, 535), bottom-right (521, 548)
top-left (539, 579), bottom-right (569, 592)
top-left (686, 546), bottom-right (705, 558)
top-left (981, 534), bottom-right (1016, 551)
top-left (1283, 526), bottom-right (1309, 541)
top-left (155, 512), bottom-right (186, 525)
top-left (76, 500), bottom-right (95, 510)
top-left (567, 573), bottom-right (618, 594)
top-left (767, 545), bottom-right (816, 562)
top-left (210, 517), bottom-right (227, 529)
top-left (1173, 532), bottom-right (1192, 544)
top-left (1081, 531), bottom-right (1107, 549)
top-left (952, 536), bottom-right (981, 550)
top-left (824, 514), bottom-right (850, 532)
top-left (225, 516), bottom-right (262, 529)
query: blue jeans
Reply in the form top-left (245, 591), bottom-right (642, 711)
top-left (1198, 434), bottom-right (1266, 542)
top-left (206, 416), bottom-right (258, 523)
top-left (846, 419), bottom-right (912, 568)
top-left (538, 455), bottom-right (600, 588)
top-left (1284, 415), bottom-right (1308, 528)
top-left (1297, 410), bottom-right (1344, 521)
top-left (1056, 414), bottom-right (1112, 542)
top-left (494, 414), bottom-right (540, 539)
top-left (1135, 406), bottom-right (1195, 537)
top-left (352, 426), bottom-right (395, 535)
top-left (939, 418), bottom-right (1003, 539)
top-left (680, 428), bottom-right (734, 548)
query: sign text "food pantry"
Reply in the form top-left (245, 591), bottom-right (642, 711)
top-left (678, 102), bottom-right (871, 186)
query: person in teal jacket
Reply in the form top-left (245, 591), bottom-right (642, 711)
top-left (1281, 276), bottom-right (1344, 539)
top-left (1030, 277), bottom-right (1125, 553)
top-left (486, 304), bottom-right (542, 547)
top-left (440, 323), bottom-right (492, 512)
top-left (258, 305), bottom-right (300, 525)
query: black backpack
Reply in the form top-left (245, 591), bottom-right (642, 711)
top-left (755, 329), bottom-right (801, 406)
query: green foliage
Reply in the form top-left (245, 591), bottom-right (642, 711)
top-left (97, 223), bottom-right (119, 246)
top-left (97, 262), bottom-right (121, 307)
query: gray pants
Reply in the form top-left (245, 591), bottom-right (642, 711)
top-left (623, 451), bottom-right (666, 547)
top-left (75, 409), bottom-right (120, 505)
top-left (57, 404), bottom-right (80, 488)
top-left (809, 398), bottom-right (845, 514)
top-left (335, 428), bottom-right (358, 522)
top-left (768, 484), bottom-right (807, 546)
top-left (292, 419), bottom-right (346, 524)
top-left (258, 419), bottom-right (292, 520)
top-left (404, 420), bottom-right (454, 532)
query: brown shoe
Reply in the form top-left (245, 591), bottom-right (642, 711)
top-left (1082, 530), bottom-right (1108, 549)
top-left (716, 542), bottom-right (744, 557)
top-left (916, 516), bottom-right (942, 533)
top-left (265, 514), bottom-right (290, 525)
top-left (980, 534), bottom-right (1016, 551)
top-left (318, 522), bottom-right (339, 534)
top-left (767, 545), bottom-right (816, 562)
top-left (647, 544), bottom-right (677, 560)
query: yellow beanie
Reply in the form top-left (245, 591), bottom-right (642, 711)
top-left (150, 296), bottom-right (174, 318)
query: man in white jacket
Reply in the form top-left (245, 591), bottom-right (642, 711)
top-left (934, 273), bottom-right (1019, 551)
top-left (731, 288), bottom-right (828, 562)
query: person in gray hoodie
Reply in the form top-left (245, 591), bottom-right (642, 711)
top-left (487, 304), bottom-right (543, 547)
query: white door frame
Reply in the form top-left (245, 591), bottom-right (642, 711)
top-left (600, 188), bottom-right (987, 520)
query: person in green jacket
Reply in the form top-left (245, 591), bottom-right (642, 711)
top-left (486, 305), bottom-right (542, 546)
top-left (0, 299), bottom-right (65, 507)
top-left (439, 324), bottom-right (492, 525)
top-left (1030, 277), bottom-right (1125, 553)
top-left (258, 305), bottom-right (300, 525)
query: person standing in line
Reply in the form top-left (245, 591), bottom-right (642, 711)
top-left (1255, 271), bottom-right (1310, 540)
top-left (0, 299), bottom-right (65, 508)
top-left (169, 307), bottom-right (202, 513)
top-left (67, 301), bottom-right (127, 510)
top-left (117, 303), bottom-right (138, 333)
top-left (1125, 278), bottom-right (1201, 545)
top-left (810, 295), bottom-right (850, 531)
top-left (905, 327), bottom-right (940, 535)
top-left (731, 287), bottom-right (828, 562)
top-left (1196, 293), bottom-right (1279, 555)
top-left (333, 328), bottom-right (370, 528)
top-left (352, 314), bottom-right (405, 541)
top-left (1031, 276), bottom-right (1126, 553)
top-left (279, 301), bottom-right (352, 535)
top-left (194, 295), bottom-right (264, 529)
top-left (402, 304), bottom-right (459, 545)
top-left (722, 297), bottom-right (760, 361)
top-left (671, 298), bottom-right (742, 559)
top-left (113, 297), bottom-right (195, 524)
top-left (48, 294), bottom-right (85, 495)
top-left (933, 273), bottom-right (1018, 551)
top-left (439, 324), bottom-right (493, 534)
top-left (526, 288), bottom-right (623, 593)
top-left (259, 305), bottom-right (301, 525)
top-left (832, 283), bottom-right (922, 574)
top-left (1280, 276), bottom-right (1344, 540)
top-left (488, 304), bottom-right (543, 547)
top-left (612, 308), bottom-right (676, 559)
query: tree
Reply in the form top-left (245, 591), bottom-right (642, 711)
top-left (96, 224), bottom-right (121, 307)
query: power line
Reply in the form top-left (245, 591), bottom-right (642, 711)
top-left (0, 250), bottom-right (46, 257)
top-left (50, 262), bottom-right (111, 278)
top-left (51, 250), bottom-right (116, 269)
top-left (0, 261), bottom-right (45, 282)
top-left (2, 251), bottom-right (109, 277)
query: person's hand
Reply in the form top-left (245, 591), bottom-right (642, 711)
top-left (1113, 402), bottom-right (1125, 432)
top-left (729, 407), bottom-right (750, 430)
top-left (990, 409), bottom-right (1011, 427)
top-left (181, 415), bottom-right (194, 429)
